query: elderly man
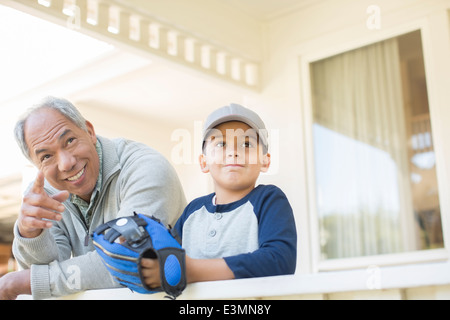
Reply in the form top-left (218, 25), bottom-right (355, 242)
top-left (0, 97), bottom-right (186, 299)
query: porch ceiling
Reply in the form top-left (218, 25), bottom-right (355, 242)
top-left (224, 0), bottom-right (320, 21)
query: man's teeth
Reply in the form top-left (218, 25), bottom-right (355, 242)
top-left (67, 167), bottom-right (85, 181)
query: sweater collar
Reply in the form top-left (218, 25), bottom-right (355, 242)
top-left (96, 136), bottom-right (121, 184)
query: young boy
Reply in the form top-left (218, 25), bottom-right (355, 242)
top-left (141, 103), bottom-right (297, 288)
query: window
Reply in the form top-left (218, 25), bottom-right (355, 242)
top-left (310, 31), bottom-right (443, 261)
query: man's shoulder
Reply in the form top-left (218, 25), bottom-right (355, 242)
top-left (108, 137), bottom-right (161, 156)
top-left (100, 136), bottom-right (168, 167)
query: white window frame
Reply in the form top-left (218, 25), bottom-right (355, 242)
top-left (297, 16), bottom-right (450, 273)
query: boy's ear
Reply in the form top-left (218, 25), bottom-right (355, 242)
top-left (260, 153), bottom-right (271, 173)
top-left (199, 154), bottom-right (209, 173)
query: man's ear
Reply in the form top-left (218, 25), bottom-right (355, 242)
top-left (260, 153), bottom-right (271, 173)
top-left (199, 154), bottom-right (209, 173)
top-left (85, 120), bottom-right (97, 144)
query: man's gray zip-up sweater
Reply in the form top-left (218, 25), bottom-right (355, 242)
top-left (12, 136), bottom-right (186, 299)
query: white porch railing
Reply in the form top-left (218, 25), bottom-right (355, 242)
top-left (5, 0), bottom-right (261, 90)
top-left (15, 260), bottom-right (450, 300)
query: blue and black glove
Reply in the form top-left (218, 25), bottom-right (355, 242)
top-left (92, 212), bottom-right (186, 299)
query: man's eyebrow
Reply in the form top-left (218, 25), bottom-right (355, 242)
top-left (58, 129), bottom-right (72, 141)
top-left (35, 148), bottom-right (47, 156)
top-left (34, 129), bottom-right (72, 156)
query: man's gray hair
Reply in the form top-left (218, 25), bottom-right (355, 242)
top-left (14, 96), bottom-right (88, 161)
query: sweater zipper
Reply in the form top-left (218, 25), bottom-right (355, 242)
top-left (84, 233), bottom-right (90, 246)
top-left (74, 206), bottom-right (90, 247)
top-left (74, 170), bottom-right (120, 247)
top-left (84, 170), bottom-right (120, 246)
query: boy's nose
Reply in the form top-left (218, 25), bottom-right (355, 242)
top-left (226, 143), bottom-right (239, 157)
top-left (227, 150), bottom-right (239, 157)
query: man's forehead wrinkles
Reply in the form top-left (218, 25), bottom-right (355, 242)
top-left (27, 120), bottom-right (67, 152)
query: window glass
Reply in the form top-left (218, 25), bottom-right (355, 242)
top-left (310, 30), bottom-right (443, 260)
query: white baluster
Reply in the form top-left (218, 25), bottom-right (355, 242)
top-left (86, 0), bottom-right (98, 25)
top-left (108, 6), bottom-right (120, 34)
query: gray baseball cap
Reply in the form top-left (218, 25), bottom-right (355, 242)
top-left (202, 103), bottom-right (268, 151)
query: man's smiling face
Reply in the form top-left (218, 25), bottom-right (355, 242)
top-left (24, 108), bottom-right (99, 202)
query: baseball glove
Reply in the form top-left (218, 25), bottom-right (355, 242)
top-left (92, 212), bottom-right (186, 299)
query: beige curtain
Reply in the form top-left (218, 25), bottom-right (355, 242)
top-left (311, 38), bottom-right (410, 259)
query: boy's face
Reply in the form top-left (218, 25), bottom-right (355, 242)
top-left (200, 121), bottom-right (270, 194)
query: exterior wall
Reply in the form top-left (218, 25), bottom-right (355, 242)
top-left (0, 244), bottom-right (13, 276)
top-left (257, 0), bottom-right (450, 275)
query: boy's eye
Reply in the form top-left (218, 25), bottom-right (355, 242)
top-left (216, 141), bottom-right (225, 148)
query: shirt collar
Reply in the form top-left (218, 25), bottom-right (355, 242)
top-left (70, 140), bottom-right (103, 207)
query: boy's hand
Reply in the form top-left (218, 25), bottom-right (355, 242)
top-left (141, 255), bottom-right (235, 290)
top-left (140, 258), bottom-right (161, 289)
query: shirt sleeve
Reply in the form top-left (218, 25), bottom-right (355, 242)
top-left (223, 186), bottom-right (297, 278)
top-left (12, 224), bottom-right (63, 270)
top-left (12, 218), bottom-right (121, 300)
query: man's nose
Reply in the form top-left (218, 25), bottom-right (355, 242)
top-left (58, 151), bottom-right (76, 172)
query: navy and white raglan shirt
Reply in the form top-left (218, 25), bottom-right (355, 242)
top-left (174, 184), bottom-right (297, 278)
